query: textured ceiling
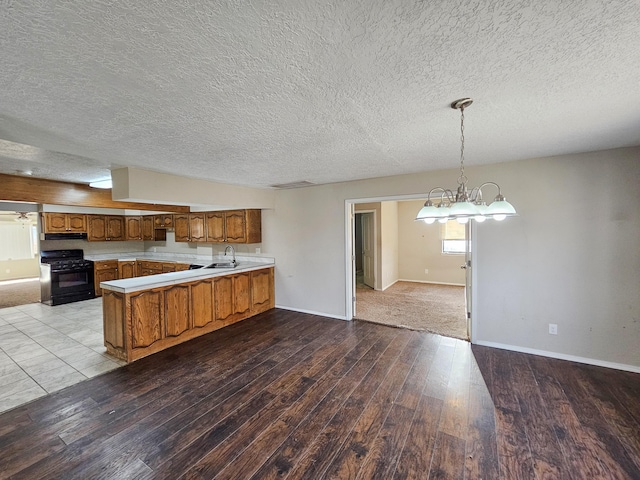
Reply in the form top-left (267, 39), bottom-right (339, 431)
top-left (0, 0), bottom-right (639, 189)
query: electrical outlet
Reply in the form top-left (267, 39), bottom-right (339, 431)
top-left (255, 247), bottom-right (261, 254)
top-left (424, 268), bottom-right (429, 274)
top-left (549, 323), bottom-right (558, 335)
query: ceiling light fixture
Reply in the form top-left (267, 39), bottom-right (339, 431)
top-left (415, 98), bottom-right (517, 225)
top-left (15, 212), bottom-right (31, 223)
top-left (89, 179), bottom-right (112, 189)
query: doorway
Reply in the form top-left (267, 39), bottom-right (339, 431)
top-left (347, 198), bottom-right (473, 341)
top-left (0, 208), bottom-right (40, 308)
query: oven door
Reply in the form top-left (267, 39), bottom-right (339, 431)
top-left (49, 266), bottom-right (96, 304)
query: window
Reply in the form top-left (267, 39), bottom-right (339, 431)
top-left (441, 221), bottom-right (466, 255)
top-left (0, 223), bottom-right (37, 260)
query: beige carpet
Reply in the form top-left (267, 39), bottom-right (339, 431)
top-left (0, 278), bottom-right (41, 309)
top-left (355, 281), bottom-right (468, 340)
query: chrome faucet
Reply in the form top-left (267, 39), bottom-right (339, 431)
top-left (224, 245), bottom-right (236, 265)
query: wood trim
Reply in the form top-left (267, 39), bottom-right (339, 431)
top-left (0, 174), bottom-right (189, 212)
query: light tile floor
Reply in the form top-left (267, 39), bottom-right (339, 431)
top-left (0, 298), bottom-right (125, 414)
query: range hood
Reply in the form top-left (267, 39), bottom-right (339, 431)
top-left (44, 232), bottom-right (87, 241)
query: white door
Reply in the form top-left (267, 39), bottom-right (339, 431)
top-left (362, 213), bottom-right (375, 289)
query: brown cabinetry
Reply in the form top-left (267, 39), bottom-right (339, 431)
top-left (130, 290), bottom-right (163, 349)
top-left (138, 260), bottom-right (163, 277)
top-left (88, 215), bottom-right (125, 241)
top-left (94, 260), bottom-right (119, 296)
top-left (42, 212), bottom-right (87, 233)
top-left (103, 290), bottom-right (125, 352)
top-left (174, 214), bottom-right (190, 242)
top-left (251, 268), bottom-right (274, 314)
top-left (125, 216), bottom-right (142, 241)
top-left (164, 285), bottom-right (190, 337)
top-left (190, 279), bottom-right (214, 328)
top-left (154, 214), bottom-right (173, 228)
top-left (142, 216), bottom-right (155, 241)
top-left (103, 267), bottom-right (274, 363)
top-left (205, 209), bottom-right (261, 244)
top-left (175, 209), bottom-right (262, 244)
top-left (118, 260), bottom-right (137, 279)
top-left (189, 213), bottom-right (206, 242)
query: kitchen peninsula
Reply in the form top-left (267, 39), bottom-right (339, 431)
top-left (100, 256), bottom-right (274, 362)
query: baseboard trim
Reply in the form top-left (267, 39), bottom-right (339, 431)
top-left (380, 279), bottom-right (399, 291)
top-left (397, 279), bottom-right (466, 287)
top-left (274, 305), bottom-right (349, 321)
top-left (474, 340), bottom-right (640, 374)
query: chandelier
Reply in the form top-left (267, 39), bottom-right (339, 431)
top-left (415, 98), bottom-right (517, 224)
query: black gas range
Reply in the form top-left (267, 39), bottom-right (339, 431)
top-left (40, 249), bottom-right (96, 305)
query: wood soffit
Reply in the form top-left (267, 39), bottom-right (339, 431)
top-left (0, 174), bottom-right (189, 213)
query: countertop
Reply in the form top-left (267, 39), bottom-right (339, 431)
top-left (85, 252), bottom-right (273, 267)
top-left (100, 260), bottom-right (274, 294)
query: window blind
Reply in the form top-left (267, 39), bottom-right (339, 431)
top-left (441, 220), bottom-right (465, 240)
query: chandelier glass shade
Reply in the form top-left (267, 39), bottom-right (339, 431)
top-left (415, 98), bottom-right (516, 224)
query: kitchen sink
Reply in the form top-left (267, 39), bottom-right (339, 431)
top-left (204, 262), bottom-right (237, 269)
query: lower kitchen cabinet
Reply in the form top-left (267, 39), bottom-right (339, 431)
top-left (102, 267), bottom-right (274, 362)
top-left (118, 260), bottom-right (137, 279)
top-left (94, 260), bottom-right (119, 296)
top-left (164, 284), bottom-right (191, 337)
top-left (130, 290), bottom-right (163, 349)
top-left (190, 279), bottom-right (214, 328)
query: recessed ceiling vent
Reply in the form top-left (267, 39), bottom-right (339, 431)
top-left (270, 180), bottom-right (315, 189)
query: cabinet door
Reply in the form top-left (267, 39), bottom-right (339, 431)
top-left (205, 212), bottom-right (225, 243)
top-left (189, 213), bottom-right (206, 242)
top-left (174, 214), bottom-right (190, 242)
top-left (88, 215), bottom-right (107, 241)
top-left (191, 280), bottom-right (214, 328)
top-left (142, 216), bottom-right (155, 240)
top-left (67, 214), bottom-right (87, 232)
top-left (225, 210), bottom-right (247, 243)
top-left (251, 269), bottom-right (272, 311)
top-left (107, 216), bottom-right (125, 241)
top-left (130, 290), bottom-right (163, 349)
top-left (95, 267), bottom-right (118, 296)
top-left (125, 217), bottom-right (142, 241)
top-left (154, 214), bottom-right (173, 228)
top-left (164, 285), bottom-right (190, 337)
top-left (43, 213), bottom-right (68, 233)
top-left (233, 273), bottom-right (251, 315)
top-left (118, 261), bottom-right (136, 279)
top-left (214, 276), bottom-right (233, 321)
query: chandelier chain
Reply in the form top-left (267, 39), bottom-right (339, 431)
top-left (458, 106), bottom-right (467, 186)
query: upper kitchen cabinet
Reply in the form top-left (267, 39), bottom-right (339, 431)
top-left (42, 212), bottom-right (87, 233)
top-left (154, 214), bottom-right (173, 229)
top-left (206, 209), bottom-right (261, 244)
top-left (189, 213), bottom-right (206, 242)
top-left (125, 216), bottom-right (142, 241)
top-left (174, 214), bottom-right (190, 242)
top-left (88, 215), bottom-right (125, 241)
top-left (141, 216), bottom-right (155, 241)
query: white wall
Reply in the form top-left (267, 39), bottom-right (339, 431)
top-left (380, 201), bottom-right (399, 289)
top-left (398, 200), bottom-right (465, 285)
top-left (262, 147), bottom-right (640, 369)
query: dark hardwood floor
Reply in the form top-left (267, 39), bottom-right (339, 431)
top-left (1, 308), bottom-right (639, 479)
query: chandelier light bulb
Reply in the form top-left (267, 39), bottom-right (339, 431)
top-left (423, 218), bottom-right (436, 224)
top-left (457, 217), bottom-right (470, 224)
top-left (438, 217), bottom-right (449, 223)
top-left (493, 214), bottom-right (507, 221)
